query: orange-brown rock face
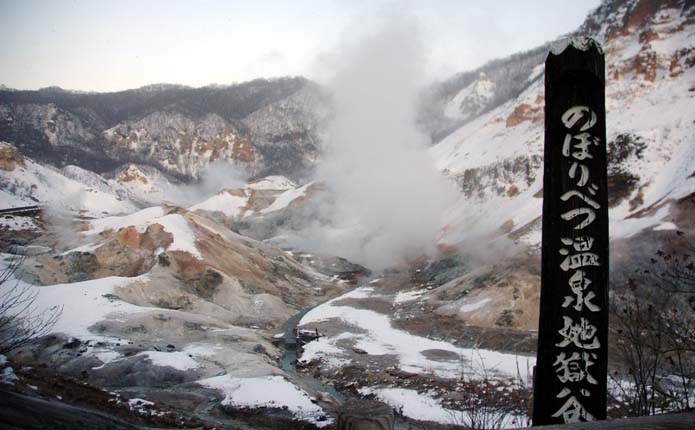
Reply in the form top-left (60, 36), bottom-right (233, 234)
top-left (505, 103), bottom-right (542, 128)
top-left (0, 142), bottom-right (25, 171)
top-left (117, 166), bottom-right (149, 184)
top-left (140, 223), bottom-right (174, 250)
top-left (115, 226), bottom-right (142, 247)
top-left (232, 138), bottom-right (257, 163)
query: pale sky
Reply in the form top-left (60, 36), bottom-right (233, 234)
top-left (0, 0), bottom-right (601, 92)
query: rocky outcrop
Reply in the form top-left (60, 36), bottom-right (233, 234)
top-left (107, 164), bottom-right (175, 205)
top-left (452, 155), bottom-right (542, 199)
top-left (505, 100), bottom-right (542, 128)
top-left (606, 133), bottom-right (646, 208)
top-left (103, 112), bottom-right (254, 178)
top-left (0, 103), bottom-right (117, 172)
top-left (430, 259), bottom-right (541, 331)
top-left (242, 84), bottom-right (328, 179)
top-left (443, 73), bottom-right (496, 122)
top-left (418, 45), bottom-right (548, 142)
top-left (0, 141), bottom-right (25, 171)
top-left (0, 103), bottom-right (95, 148)
top-left (0, 78), bottom-right (324, 180)
top-left (433, 0), bottom-right (695, 246)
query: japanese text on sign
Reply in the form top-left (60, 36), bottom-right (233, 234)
top-left (552, 105), bottom-right (602, 423)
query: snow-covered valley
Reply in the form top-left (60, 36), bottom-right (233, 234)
top-left (1, 0), bottom-right (695, 428)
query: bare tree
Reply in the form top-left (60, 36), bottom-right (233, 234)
top-left (609, 233), bottom-right (695, 416)
top-left (652, 236), bottom-right (695, 412)
top-left (0, 256), bottom-right (62, 354)
top-left (445, 348), bottom-right (531, 429)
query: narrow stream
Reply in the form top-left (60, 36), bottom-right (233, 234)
top-left (278, 297), bottom-right (347, 403)
top-left (275, 285), bottom-right (426, 430)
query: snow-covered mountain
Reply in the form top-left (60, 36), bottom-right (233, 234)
top-left (431, 0), bottom-right (695, 248)
top-left (1, 0), bottom-right (692, 332)
top-left (0, 78), bottom-right (327, 181)
top-left (1, 0), bottom-right (694, 427)
top-left (287, 3), bottom-right (695, 421)
top-left (0, 146), bottom-right (361, 427)
top-left (0, 141), bottom-right (136, 217)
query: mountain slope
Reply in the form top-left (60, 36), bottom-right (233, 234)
top-left (0, 78), bottom-right (327, 180)
top-left (432, 0), bottom-right (695, 247)
top-left (2, 1), bottom-right (694, 427)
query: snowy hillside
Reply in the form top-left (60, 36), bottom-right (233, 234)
top-left (433, 0), bottom-right (695, 247)
top-left (287, 2), bottom-right (695, 423)
top-left (0, 141), bottom-right (136, 216)
top-left (1, 1), bottom-right (694, 428)
top-left (443, 72), bottom-right (496, 122)
top-left (1, 182), bottom-right (355, 426)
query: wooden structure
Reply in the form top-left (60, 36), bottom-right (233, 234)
top-left (534, 38), bottom-right (609, 425)
top-left (536, 412), bottom-right (695, 429)
top-left (0, 205), bottom-right (41, 217)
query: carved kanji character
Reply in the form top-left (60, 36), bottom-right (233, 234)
top-left (561, 208), bottom-right (597, 230)
top-left (561, 191), bottom-right (601, 209)
top-left (563, 270), bottom-right (600, 312)
top-left (561, 237), bottom-right (594, 252)
top-left (553, 351), bottom-right (598, 384)
top-left (562, 106), bottom-right (597, 131)
top-left (562, 132), bottom-right (601, 160)
top-left (559, 237), bottom-right (600, 271)
top-left (569, 162), bottom-right (590, 187)
top-left (560, 252), bottom-right (600, 271)
top-left (556, 316), bottom-right (600, 349)
top-left (552, 394), bottom-right (596, 423)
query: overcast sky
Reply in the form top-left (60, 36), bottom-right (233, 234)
top-left (0, 0), bottom-right (601, 92)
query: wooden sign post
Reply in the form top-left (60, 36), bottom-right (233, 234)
top-left (533, 38), bottom-right (609, 425)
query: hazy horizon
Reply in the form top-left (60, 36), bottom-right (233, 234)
top-left (1, 0), bottom-right (600, 92)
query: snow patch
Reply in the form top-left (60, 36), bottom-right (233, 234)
top-left (247, 176), bottom-right (296, 191)
top-left (610, 205), bottom-right (672, 239)
top-left (156, 214), bottom-right (201, 257)
top-left (189, 191), bottom-right (248, 218)
top-left (86, 208), bottom-right (201, 258)
top-left (1, 366), bottom-right (18, 385)
top-left (91, 351), bottom-right (121, 369)
top-left (260, 183), bottom-right (312, 214)
top-left (86, 206), bottom-right (166, 235)
top-left (359, 386), bottom-right (456, 424)
top-left (24, 274), bottom-right (154, 341)
top-left (459, 298), bottom-right (491, 313)
top-left (393, 290), bottom-right (425, 304)
top-left (0, 215), bottom-right (39, 231)
top-left (0, 157), bottom-right (136, 216)
top-left (298, 335), bottom-right (352, 368)
top-left (199, 375), bottom-right (331, 426)
top-left (301, 289), bottom-right (534, 380)
top-left (136, 350), bottom-right (200, 371)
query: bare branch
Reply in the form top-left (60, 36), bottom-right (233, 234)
top-left (0, 256), bottom-right (63, 354)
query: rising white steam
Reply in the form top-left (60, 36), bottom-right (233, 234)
top-left (166, 160), bottom-right (247, 206)
top-left (294, 8), bottom-right (459, 270)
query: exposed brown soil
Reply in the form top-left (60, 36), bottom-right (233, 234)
top-left (505, 103), bottom-right (542, 128)
top-left (232, 137), bottom-right (257, 163)
top-left (117, 166), bottom-right (149, 184)
top-left (0, 142), bottom-right (25, 171)
top-left (393, 313), bottom-right (537, 354)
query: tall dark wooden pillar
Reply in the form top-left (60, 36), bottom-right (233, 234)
top-left (533, 38), bottom-right (609, 425)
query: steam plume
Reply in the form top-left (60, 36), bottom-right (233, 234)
top-left (166, 160), bottom-right (247, 206)
top-left (296, 8), bottom-right (458, 270)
